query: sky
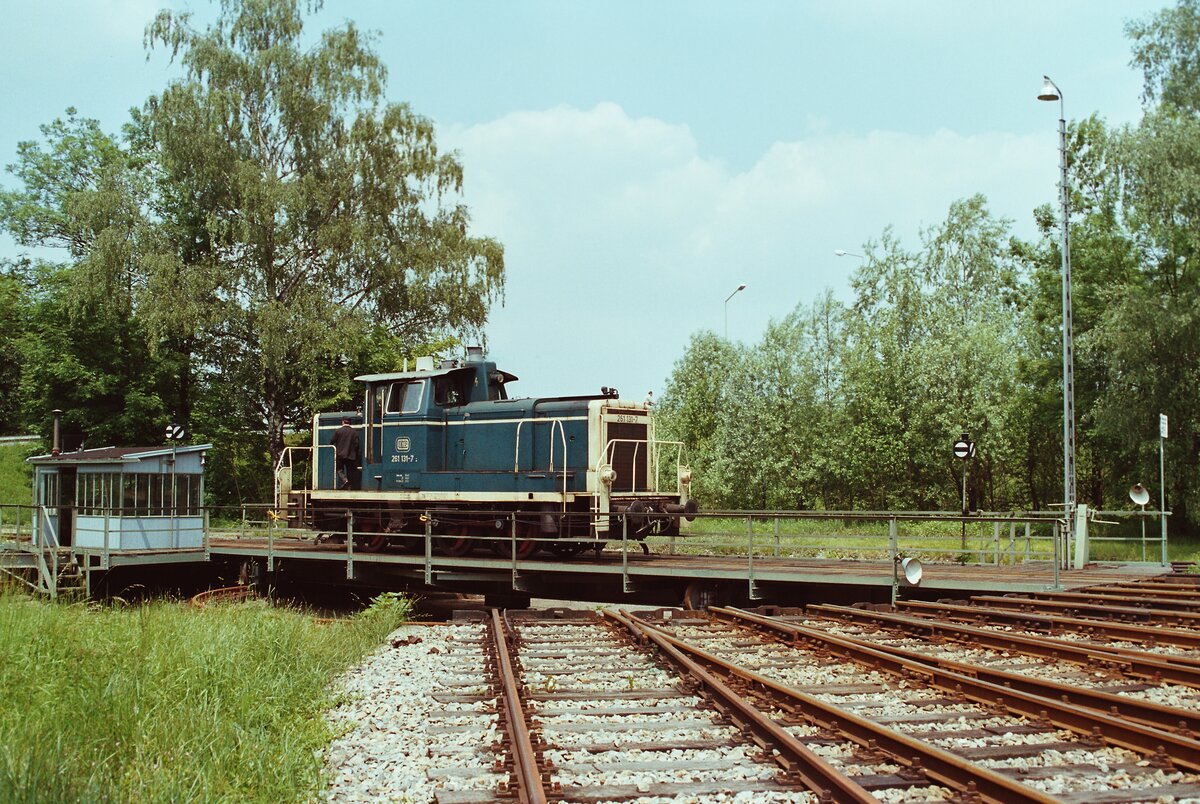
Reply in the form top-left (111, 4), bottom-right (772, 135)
top-left (0, 0), bottom-right (1166, 402)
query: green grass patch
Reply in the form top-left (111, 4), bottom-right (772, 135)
top-left (0, 590), bottom-right (411, 802)
top-left (0, 441), bottom-right (38, 507)
top-left (648, 514), bottom-right (1061, 563)
top-left (647, 513), bottom-right (1198, 564)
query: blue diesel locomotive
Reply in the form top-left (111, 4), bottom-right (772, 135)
top-left (279, 347), bottom-right (695, 556)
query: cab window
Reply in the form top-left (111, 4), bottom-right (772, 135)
top-left (386, 380), bottom-right (425, 414)
top-left (434, 370), bottom-right (472, 407)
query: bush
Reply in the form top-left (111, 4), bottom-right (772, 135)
top-left (0, 441), bottom-right (38, 506)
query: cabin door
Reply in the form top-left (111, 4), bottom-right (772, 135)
top-left (35, 467), bottom-right (74, 547)
top-left (57, 469), bottom-right (75, 546)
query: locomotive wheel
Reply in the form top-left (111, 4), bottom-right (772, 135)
top-left (490, 521), bottom-right (540, 559)
top-left (546, 541), bottom-right (588, 558)
top-left (391, 535), bottom-right (422, 554)
top-left (436, 527), bottom-right (474, 557)
top-left (353, 533), bottom-right (390, 553)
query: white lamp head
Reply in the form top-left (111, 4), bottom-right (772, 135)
top-left (1038, 75), bottom-right (1061, 102)
top-left (898, 556), bottom-right (923, 586)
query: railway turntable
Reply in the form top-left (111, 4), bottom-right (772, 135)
top-left (206, 525), bottom-right (1165, 611)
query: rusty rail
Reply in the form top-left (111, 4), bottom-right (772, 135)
top-left (603, 608), bottom-right (876, 804)
top-left (969, 593), bottom-right (1200, 627)
top-left (188, 585), bottom-right (255, 608)
top-left (712, 606), bottom-right (1200, 772)
top-left (782, 605), bottom-right (1200, 734)
top-left (1010, 588), bottom-right (1200, 614)
top-left (488, 609), bottom-right (548, 804)
top-left (805, 602), bottom-right (1200, 689)
top-left (1084, 583), bottom-right (1200, 600)
top-left (899, 599), bottom-right (1200, 649)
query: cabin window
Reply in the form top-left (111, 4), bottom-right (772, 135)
top-left (386, 380), bottom-right (425, 414)
top-left (38, 471), bottom-right (59, 512)
top-left (76, 472), bottom-right (201, 516)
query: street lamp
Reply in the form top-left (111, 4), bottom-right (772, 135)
top-left (835, 250), bottom-right (864, 259)
top-left (724, 283), bottom-right (746, 339)
top-left (1038, 74), bottom-right (1077, 548)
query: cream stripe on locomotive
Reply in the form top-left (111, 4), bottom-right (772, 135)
top-left (315, 415), bottom-right (591, 430)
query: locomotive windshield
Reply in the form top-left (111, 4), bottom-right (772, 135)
top-left (385, 380), bottom-right (425, 414)
top-left (434, 370), bottom-right (473, 407)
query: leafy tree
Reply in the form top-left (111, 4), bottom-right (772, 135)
top-left (0, 111), bottom-right (172, 446)
top-left (706, 315), bottom-right (824, 510)
top-left (657, 331), bottom-right (740, 506)
top-left (1071, 0), bottom-right (1200, 530)
top-left (141, 0), bottom-right (505, 460)
top-left (0, 269), bottom-right (28, 434)
top-left (794, 292), bottom-right (852, 509)
top-left (1128, 0), bottom-right (1200, 112)
top-left (17, 263), bottom-right (166, 448)
top-left (919, 196), bottom-right (1024, 511)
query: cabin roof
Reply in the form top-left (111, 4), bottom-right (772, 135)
top-left (354, 367), bottom-right (519, 384)
top-left (27, 444), bottom-right (212, 465)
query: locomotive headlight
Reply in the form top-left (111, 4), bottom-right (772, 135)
top-left (678, 468), bottom-right (693, 485)
top-left (600, 465), bottom-right (617, 486)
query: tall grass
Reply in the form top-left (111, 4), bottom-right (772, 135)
top-left (0, 591), bottom-right (411, 802)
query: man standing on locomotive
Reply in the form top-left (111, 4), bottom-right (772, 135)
top-left (331, 417), bottom-right (361, 490)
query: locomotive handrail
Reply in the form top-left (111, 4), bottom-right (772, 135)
top-left (604, 438), bottom-right (641, 490)
top-left (595, 438), bottom-right (688, 495)
top-left (274, 444), bottom-right (337, 503)
top-left (552, 420), bottom-right (567, 510)
top-left (274, 446), bottom-right (307, 508)
top-left (512, 418), bottom-right (570, 512)
top-left (511, 419), bottom-right (570, 473)
top-left (548, 419), bottom-right (566, 474)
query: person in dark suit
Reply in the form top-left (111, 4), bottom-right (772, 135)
top-left (331, 417), bottom-right (360, 490)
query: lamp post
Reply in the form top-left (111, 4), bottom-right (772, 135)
top-left (724, 283), bottom-right (746, 340)
top-left (835, 250), bottom-right (864, 259)
top-left (1038, 75), bottom-right (1077, 552)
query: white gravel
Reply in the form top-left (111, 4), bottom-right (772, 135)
top-left (322, 622), bottom-right (496, 803)
top-left (321, 618), bottom-right (819, 803)
top-left (318, 611), bottom-right (1200, 802)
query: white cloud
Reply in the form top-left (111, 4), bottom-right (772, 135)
top-left (441, 104), bottom-right (1056, 398)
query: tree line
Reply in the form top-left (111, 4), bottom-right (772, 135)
top-left (657, 1), bottom-right (1200, 535)
top-left (2, 1), bottom-right (1197, 529)
top-left (0, 0), bottom-right (504, 506)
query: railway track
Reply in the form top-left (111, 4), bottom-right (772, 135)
top-left (187, 584), bottom-right (256, 607)
top-left (467, 609), bottom-right (824, 802)
top-left (325, 573), bottom-right (1200, 802)
top-left (634, 607), bottom-right (1200, 801)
